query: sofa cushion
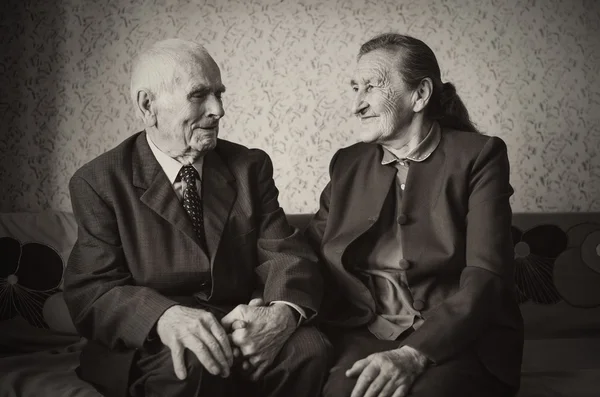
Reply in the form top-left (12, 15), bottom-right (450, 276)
top-left (0, 210), bottom-right (77, 329)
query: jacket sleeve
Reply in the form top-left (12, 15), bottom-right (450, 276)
top-left (304, 149), bottom-right (343, 252)
top-left (64, 175), bottom-right (176, 350)
top-left (303, 151), bottom-right (343, 317)
top-left (252, 150), bottom-right (323, 317)
top-left (401, 136), bottom-right (517, 363)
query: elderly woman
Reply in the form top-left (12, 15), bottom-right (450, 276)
top-left (306, 33), bottom-right (523, 397)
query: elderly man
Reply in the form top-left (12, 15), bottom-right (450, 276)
top-left (306, 33), bottom-right (523, 397)
top-left (63, 39), bottom-right (331, 397)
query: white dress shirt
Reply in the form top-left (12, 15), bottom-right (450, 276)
top-left (146, 135), bottom-right (204, 199)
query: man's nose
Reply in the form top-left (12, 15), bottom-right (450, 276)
top-left (206, 94), bottom-right (225, 119)
top-left (352, 94), bottom-right (368, 116)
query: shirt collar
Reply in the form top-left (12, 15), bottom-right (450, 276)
top-left (381, 121), bottom-right (441, 165)
top-left (146, 133), bottom-right (204, 184)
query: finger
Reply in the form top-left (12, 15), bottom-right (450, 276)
top-left (196, 326), bottom-right (230, 376)
top-left (169, 342), bottom-right (187, 380)
top-left (376, 378), bottom-right (397, 397)
top-left (249, 355), bottom-right (261, 367)
top-left (233, 347), bottom-right (241, 358)
top-left (221, 305), bottom-right (245, 329)
top-left (183, 337), bottom-right (221, 377)
top-left (208, 320), bottom-right (234, 367)
top-left (242, 360), bottom-right (252, 371)
top-left (391, 384), bottom-right (408, 397)
top-left (351, 364), bottom-right (380, 397)
top-left (250, 361), bottom-right (269, 382)
top-left (248, 298), bottom-right (264, 306)
top-left (231, 329), bottom-right (255, 356)
top-left (363, 373), bottom-right (391, 397)
top-left (232, 320), bottom-right (247, 330)
top-left (346, 358), bottom-right (370, 377)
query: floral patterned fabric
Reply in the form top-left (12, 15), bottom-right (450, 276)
top-left (512, 225), bottom-right (568, 304)
top-left (554, 223), bottom-right (600, 308)
top-left (0, 210), bottom-right (77, 329)
top-left (0, 237), bottom-right (64, 328)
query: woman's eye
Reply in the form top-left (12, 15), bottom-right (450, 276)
top-left (366, 84), bottom-right (373, 92)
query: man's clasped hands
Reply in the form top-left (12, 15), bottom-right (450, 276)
top-left (156, 298), bottom-right (297, 382)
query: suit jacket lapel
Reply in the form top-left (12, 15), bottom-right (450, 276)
top-left (132, 132), bottom-right (199, 246)
top-left (201, 149), bottom-right (236, 263)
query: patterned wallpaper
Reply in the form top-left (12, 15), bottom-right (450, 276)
top-left (1, 0), bottom-right (599, 214)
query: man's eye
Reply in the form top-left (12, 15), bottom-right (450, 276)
top-left (352, 86), bottom-right (358, 92)
top-left (366, 84), bottom-right (373, 92)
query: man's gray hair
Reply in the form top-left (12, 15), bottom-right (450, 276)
top-left (130, 38), bottom-right (209, 111)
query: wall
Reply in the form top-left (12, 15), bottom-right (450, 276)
top-left (1, 0), bottom-right (599, 214)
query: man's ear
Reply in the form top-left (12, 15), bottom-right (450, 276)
top-left (412, 78), bottom-right (433, 113)
top-left (136, 90), bottom-right (157, 128)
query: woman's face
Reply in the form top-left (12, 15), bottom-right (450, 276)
top-left (350, 49), bottom-right (415, 146)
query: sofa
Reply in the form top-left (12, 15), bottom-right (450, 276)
top-left (1, 210), bottom-right (600, 397)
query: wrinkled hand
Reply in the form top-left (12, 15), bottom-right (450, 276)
top-left (221, 301), bottom-right (297, 381)
top-left (156, 305), bottom-right (233, 380)
top-left (346, 346), bottom-right (429, 397)
top-left (229, 298), bottom-right (263, 371)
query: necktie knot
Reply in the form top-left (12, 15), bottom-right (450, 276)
top-left (179, 165), bottom-right (199, 185)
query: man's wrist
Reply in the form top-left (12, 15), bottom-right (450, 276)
top-left (271, 302), bottom-right (301, 328)
top-left (401, 345), bottom-right (430, 368)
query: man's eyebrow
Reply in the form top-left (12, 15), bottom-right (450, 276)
top-left (188, 83), bottom-right (226, 96)
top-left (350, 79), bottom-right (358, 86)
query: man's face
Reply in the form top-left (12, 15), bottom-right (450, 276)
top-left (350, 49), bottom-right (414, 145)
top-left (150, 53), bottom-right (225, 161)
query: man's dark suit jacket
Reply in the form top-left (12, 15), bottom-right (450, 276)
top-left (64, 131), bottom-right (322, 393)
top-left (306, 129), bottom-right (524, 388)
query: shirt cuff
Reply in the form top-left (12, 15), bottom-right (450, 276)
top-left (270, 300), bottom-right (306, 326)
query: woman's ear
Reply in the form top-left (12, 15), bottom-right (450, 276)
top-left (136, 90), bottom-right (157, 128)
top-left (412, 78), bottom-right (433, 113)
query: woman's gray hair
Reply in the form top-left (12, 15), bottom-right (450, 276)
top-left (359, 33), bottom-right (479, 133)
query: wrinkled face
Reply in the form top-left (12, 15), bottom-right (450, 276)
top-left (350, 49), bottom-right (415, 145)
top-left (150, 54), bottom-right (225, 161)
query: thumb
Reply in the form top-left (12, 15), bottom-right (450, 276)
top-left (248, 298), bottom-right (264, 307)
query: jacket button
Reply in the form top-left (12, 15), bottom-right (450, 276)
top-left (397, 214), bottom-right (408, 225)
top-left (413, 300), bottom-right (425, 311)
top-left (398, 258), bottom-right (411, 270)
